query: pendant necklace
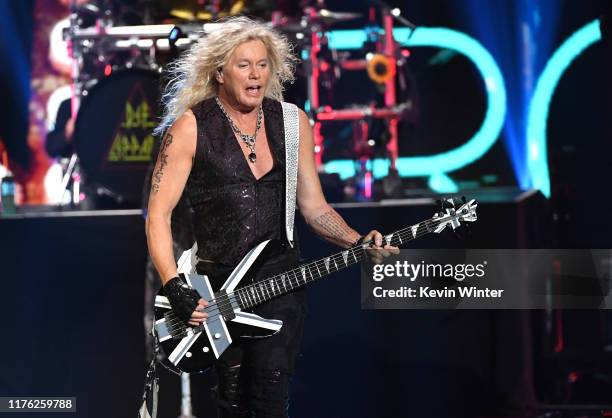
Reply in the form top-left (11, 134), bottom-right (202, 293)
top-left (215, 97), bottom-right (262, 163)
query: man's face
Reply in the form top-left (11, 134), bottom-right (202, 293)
top-left (217, 39), bottom-right (271, 111)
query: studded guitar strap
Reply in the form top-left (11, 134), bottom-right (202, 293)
top-left (281, 101), bottom-right (300, 248)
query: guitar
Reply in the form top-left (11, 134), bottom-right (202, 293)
top-left (153, 198), bottom-right (477, 374)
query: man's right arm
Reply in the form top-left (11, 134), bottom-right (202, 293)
top-left (145, 111), bottom-right (197, 285)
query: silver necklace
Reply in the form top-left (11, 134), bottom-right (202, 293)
top-left (215, 97), bottom-right (263, 163)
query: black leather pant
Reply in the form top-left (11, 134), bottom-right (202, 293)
top-left (213, 364), bottom-right (293, 418)
top-left (198, 251), bottom-right (307, 417)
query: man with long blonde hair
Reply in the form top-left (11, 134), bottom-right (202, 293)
top-left (146, 16), bottom-right (396, 417)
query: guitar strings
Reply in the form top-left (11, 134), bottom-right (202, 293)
top-left (163, 215), bottom-right (456, 330)
top-left (167, 201), bottom-right (475, 330)
top-left (228, 215), bottom-right (447, 308)
top-left (162, 214), bottom-right (461, 330)
top-left (164, 213), bottom-right (466, 330)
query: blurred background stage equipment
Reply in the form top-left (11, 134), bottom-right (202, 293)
top-left (0, 0), bottom-right (611, 418)
top-left (35, 0), bottom-right (423, 208)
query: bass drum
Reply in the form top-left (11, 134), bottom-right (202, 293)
top-left (74, 68), bottom-right (161, 206)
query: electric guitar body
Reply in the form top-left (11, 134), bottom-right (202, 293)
top-left (154, 239), bottom-right (290, 374)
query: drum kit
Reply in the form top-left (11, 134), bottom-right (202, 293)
top-left (60, 0), bottom-right (417, 207)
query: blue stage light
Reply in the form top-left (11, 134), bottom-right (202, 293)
top-left (526, 19), bottom-right (601, 197)
top-left (325, 27), bottom-right (507, 192)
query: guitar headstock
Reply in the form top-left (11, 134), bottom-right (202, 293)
top-left (432, 197), bottom-right (478, 233)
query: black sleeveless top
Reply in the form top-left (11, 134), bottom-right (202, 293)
top-left (185, 97), bottom-right (297, 268)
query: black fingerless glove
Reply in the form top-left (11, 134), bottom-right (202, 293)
top-left (163, 275), bottom-right (200, 324)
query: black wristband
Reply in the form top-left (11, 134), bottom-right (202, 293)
top-left (163, 275), bottom-right (200, 324)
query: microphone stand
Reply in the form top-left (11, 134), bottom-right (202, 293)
top-left (178, 372), bottom-right (196, 418)
top-left (368, 0), bottom-right (417, 30)
top-left (57, 0), bottom-right (82, 206)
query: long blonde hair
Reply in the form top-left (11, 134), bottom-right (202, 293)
top-left (155, 16), bottom-right (297, 135)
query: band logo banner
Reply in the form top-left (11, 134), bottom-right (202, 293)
top-left (361, 249), bottom-right (612, 309)
top-left (106, 86), bottom-right (157, 164)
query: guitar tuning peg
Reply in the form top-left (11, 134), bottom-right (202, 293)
top-left (438, 197), bottom-right (453, 212)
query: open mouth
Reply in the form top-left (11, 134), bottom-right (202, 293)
top-left (246, 86), bottom-right (262, 95)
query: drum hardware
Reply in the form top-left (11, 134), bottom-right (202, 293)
top-left (53, 2), bottom-right (420, 205)
top-left (366, 53), bottom-right (394, 84)
top-left (297, 1), bottom-right (417, 199)
top-left (91, 184), bottom-right (124, 204)
top-left (57, 153), bottom-right (79, 205)
top-left (57, 1), bottom-right (194, 207)
top-left (315, 9), bottom-right (363, 23)
top-left (73, 2), bottom-right (100, 15)
top-left (60, 0), bottom-right (130, 206)
top-left (298, 8), bottom-right (363, 26)
top-left (270, 11), bottom-right (309, 35)
top-left (352, 119), bottom-right (375, 200)
top-left (57, 1), bottom-right (238, 209)
top-left (368, 0), bottom-right (417, 29)
top-left (68, 24), bottom-right (179, 40)
top-left (55, 0), bottom-right (89, 207)
top-left (71, 68), bottom-right (161, 206)
top-left (315, 102), bottom-right (412, 121)
top-left (170, 9), bottom-right (231, 21)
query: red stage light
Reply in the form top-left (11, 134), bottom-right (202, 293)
top-left (567, 371), bottom-right (579, 383)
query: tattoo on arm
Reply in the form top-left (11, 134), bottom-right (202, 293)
top-left (151, 133), bottom-right (173, 194)
top-left (313, 209), bottom-right (359, 245)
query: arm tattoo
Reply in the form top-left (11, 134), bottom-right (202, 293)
top-left (151, 133), bottom-right (173, 194)
top-left (313, 209), bottom-right (355, 242)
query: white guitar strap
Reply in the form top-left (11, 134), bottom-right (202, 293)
top-left (281, 101), bottom-right (300, 248)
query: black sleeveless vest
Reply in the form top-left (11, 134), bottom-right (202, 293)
top-left (186, 97), bottom-right (296, 267)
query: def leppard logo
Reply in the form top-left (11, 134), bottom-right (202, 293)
top-left (106, 83), bottom-right (156, 164)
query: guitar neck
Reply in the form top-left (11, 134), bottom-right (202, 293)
top-left (232, 216), bottom-right (443, 310)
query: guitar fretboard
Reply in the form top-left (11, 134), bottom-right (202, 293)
top-left (232, 216), bottom-right (444, 310)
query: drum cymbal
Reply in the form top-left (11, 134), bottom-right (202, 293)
top-left (76, 2), bottom-right (100, 14)
top-left (274, 19), bottom-right (311, 34)
top-left (275, 9), bottom-right (362, 33)
top-left (169, 1), bottom-right (245, 21)
top-left (170, 8), bottom-right (239, 21)
top-left (169, 9), bottom-right (196, 20)
top-left (317, 9), bottom-right (362, 23)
